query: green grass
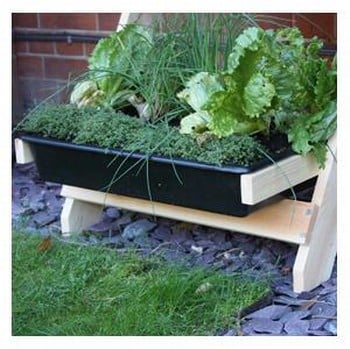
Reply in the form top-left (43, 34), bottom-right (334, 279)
top-left (12, 231), bottom-right (269, 336)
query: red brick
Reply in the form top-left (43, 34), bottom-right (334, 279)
top-left (29, 41), bottom-right (55, 54)
top-left (39, 13), bottom-right (97, 30)
top-left (13, 41), bottom-right (28, 53)
top-left (12, 13), bottom-right (38, 28)
top-left (256, 13), bottom-right (293, 30)
top-left (294, 13), bottom-right (336, 43)
top-left (84, 42), bottom-right (97, 57)
top-left (16, 55), bottom-right (43, 78)
top-left (44, 57), bottom-right (88, 79)
top-left (55, 42), bottom-right (84, 56)
top-left (12, 60), bottom-right (24, 123)
top-left (97, 13), bottom-right (121, 31)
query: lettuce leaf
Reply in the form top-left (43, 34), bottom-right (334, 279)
top-left (243, 73), bottom-right (275, 117)
top-left (89, 24), bottom-right (153, 80)
top-left (179, 111), bottom-right (211, 134)
top-left (205, 87), bottom-right (267, 137)
top-left (87, 24), bottom-right (153, 108)
top-left (288, 100), bottom-right (336, 167)
top-left (177, 72), bottom-right (224, 134)
top-left (314, 57), bottom-right (337, 110)
top-left (205, 28), bottom-right (275, 136)
top-left (227, 27), bottom-right (264, 73)
top-left (177, 72), bottom-right (224, 112)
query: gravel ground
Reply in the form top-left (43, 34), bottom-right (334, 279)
top-left (12, 162), bottom-right (337, 336)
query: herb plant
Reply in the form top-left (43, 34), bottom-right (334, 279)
top-left (20, 104), bottom-right (266, 167)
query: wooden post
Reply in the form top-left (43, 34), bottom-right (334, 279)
top-left (293, 135), bottom-right (337, 292)
top-left (60, 197), bottom-right (103, 237)
top-left (14, 139), bottom-right (34, 164)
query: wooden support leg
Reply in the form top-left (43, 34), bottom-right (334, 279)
top-left (293, 138), bottom-right (337, 292)
top-left (14, 139), bottom-right (34, 164)
top-left (60, 197), bottom-right (103, 236)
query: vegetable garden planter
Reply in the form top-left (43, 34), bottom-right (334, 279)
top-left (18, 133), bottom-right (296, 217)
top-left (13, 13), bottom-right (337, 293)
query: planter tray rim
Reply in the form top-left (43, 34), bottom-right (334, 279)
top-left (18, 133), bottom-right (295, 175)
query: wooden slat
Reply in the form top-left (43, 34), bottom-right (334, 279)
top-left (61, 185), bottom-right (316, 245)
top-left (14, 138), bottom-right (34, 164)
top-left (241, 153), bottom-right (319, 205)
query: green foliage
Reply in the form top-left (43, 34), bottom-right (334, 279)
top-left (178, 26), bottom-right (337, 167)
top-left (12, 231), bottom-right (269, 335)
top-left (70, 14), bottom-right (262, 122)
top-left (20, 19), bottom-right (337, 168)
top-left (74, 108), bottom-right (144, 148)
top-left (69, 80), bottom-right (104, 108)
top-left (18, 104), bottom-right (88, 141)
top-left (205, 85), bottom-right (268, 137)
top-left (177, 72), bottom-right (224, 113)
top-left (288, 100), bottom-right (337, 167)
top-left (19, 104), bottom-right (266, 167)
top-left (87, 24), bottom-right (153, 109)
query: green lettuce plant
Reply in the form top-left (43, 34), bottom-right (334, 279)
top-left (70, 24), bottom-right (153, 113)
top-left (178, 26), bottom-right (337, 167)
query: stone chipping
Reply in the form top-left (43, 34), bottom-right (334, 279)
top-left (11, 162), bottom-right (337, 336)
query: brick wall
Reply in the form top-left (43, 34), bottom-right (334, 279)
top-left (12, 13), bottom-right (121, 123)
top-left (12, 12), bottom-right (336, 124)
top-left (256, 13), bottom-right (336, 46)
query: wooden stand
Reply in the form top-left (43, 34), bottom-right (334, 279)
top-left (15, 135), bottom-right (336, 292)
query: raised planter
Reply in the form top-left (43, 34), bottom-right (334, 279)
top-left (13, 12), bottom-right (338, 294)
top-left (17, 133), bottom-right (319, 217)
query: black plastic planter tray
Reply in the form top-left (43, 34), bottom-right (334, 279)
top-left (19, 134), bottom-right (294, 217)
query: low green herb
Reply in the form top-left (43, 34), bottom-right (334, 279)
top-left (19, 104), bottom-right (266, 167)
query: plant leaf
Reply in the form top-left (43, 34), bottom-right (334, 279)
top-left (177, 72), bottom-right (224, 112)
top-left (87, 24), bottom-right (153, 107)
top-left (206, 88), bottom-right (267, 137)
top-left (243, 73), bottom-right (275, 117)
top-left (179, 111), bottom-right (210, 134)
top-left (288, 101), bottom-right (336, 167)
top-left (227, 27), bottom-right (264, 73)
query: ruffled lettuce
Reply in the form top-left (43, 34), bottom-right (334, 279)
top-left (178, 26), bottom-right (337, 167)
top-left (71, 24), bottom-right (153, 110)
